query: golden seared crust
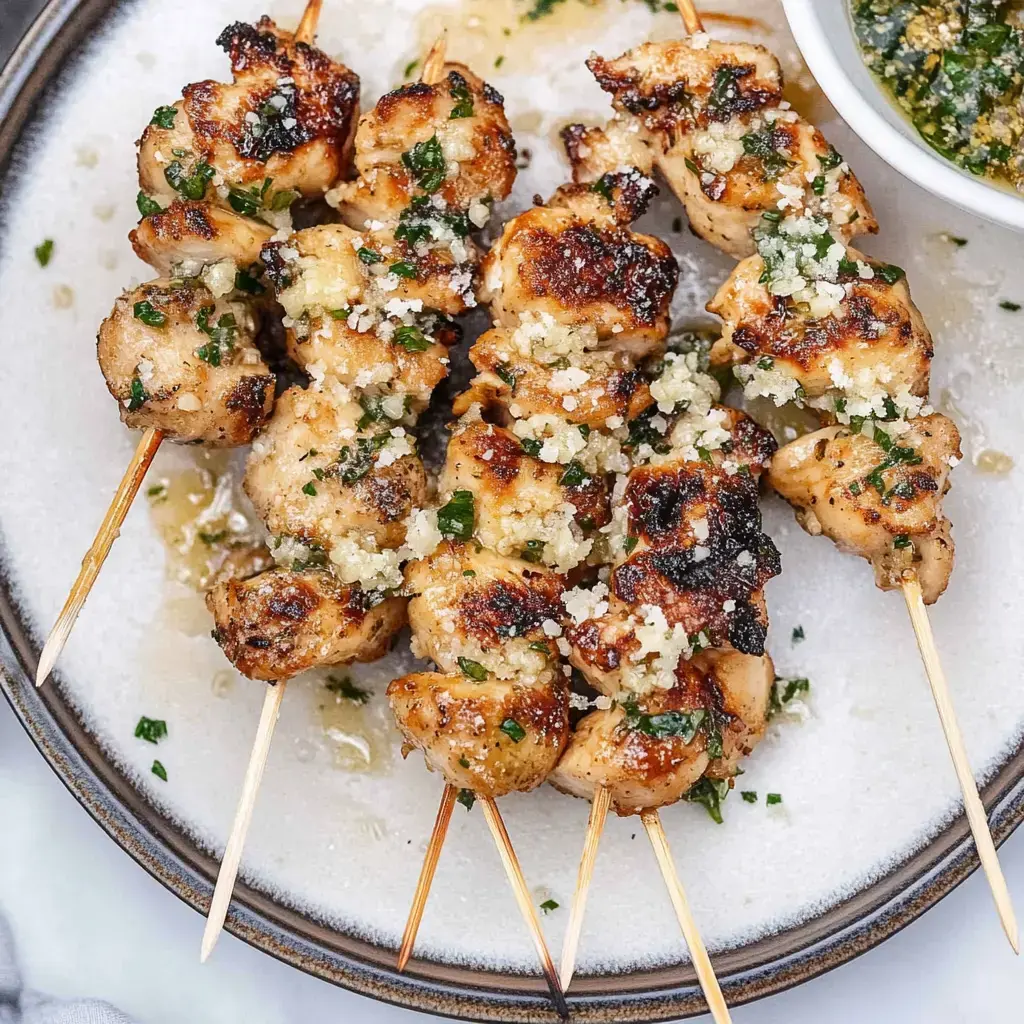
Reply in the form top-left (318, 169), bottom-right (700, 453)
top-left (332, 65), bottom-right (516, 226)
top-left (137, 18), bottom-right (359, 208)
top-left (767, 414), bottom-right (960, 604)
top-left (130, 200), bottom-right (274, 276)
top-left (244, 385), bottom-right (427, 552)
top-left (480, 206), bottom-right (677, 356)
top-left (387, 671), bottom-right (569, 797)
top-left (206, 567), bottom-right (406, 681)
top-left (455, 327), bottom-right (654, 428)
top-left (440, 419), bottom-right (610, 561)
top-left (550, 649), bottom-right (773, 814)
top-left (405, 543), bottom-right (565, 682)
top-left (708, 248), bottom-right (932, 405)
top-left (587, 40), bottom-right (783, 136)
top-left (96, 278), bottom-right (274, 445)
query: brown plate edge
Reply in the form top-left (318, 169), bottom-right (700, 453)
top-left (2, 2), bottom-right (1023, 1021)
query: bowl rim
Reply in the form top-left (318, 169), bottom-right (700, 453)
top-left (3, 1), bottom-right (1024, 1021)
top-left (781, 0), bottom-right (1024, 232)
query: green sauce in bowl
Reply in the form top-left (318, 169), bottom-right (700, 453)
top-left (852, 1), bottom-right (1024, 189)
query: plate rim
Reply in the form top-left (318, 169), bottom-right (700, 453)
top-left (2, 1), bottom-right (1023, 1020)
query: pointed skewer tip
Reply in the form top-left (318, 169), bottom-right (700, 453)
top-left (902, 577), bottom-right (1020, 953)
top-left (295, 0), bottom-right (323, 45)
top-left (677, 0), bottom-right (704, 36)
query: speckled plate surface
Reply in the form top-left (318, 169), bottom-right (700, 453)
top-left (3, 1), bottom-right (1024, 1021)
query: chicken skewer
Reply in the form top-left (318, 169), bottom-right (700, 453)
top-left (34, 0), bottom-right (358, 688)
top-left (200, 35), bottom-right (518, 960)
top-left (551, 294), bottom-right (780, 1010)
top-left (388, 124), bottom-right (685, 1014)
top-left (586, 0), bottom-right (1017, 950)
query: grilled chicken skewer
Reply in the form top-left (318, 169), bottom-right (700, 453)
top-left (587, 0), bottom-right (1017, 951)
top-left (35, 1), bottom-right (359, 688)
top-left (387, 124), bottom-right (681, 1014)
top-left (200, 36), bottom-right (518, 960)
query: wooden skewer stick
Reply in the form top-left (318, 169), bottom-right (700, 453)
top-left (558, 783), bottom-right (611, 990)
top-left (396, 783), bottom-right (457, 971)
top-left (295, 0), bottom-right (323, 44)
top-left (201, 681), bottom-right (288, 962)
top-left (676, 0), bottom-right (705, 35)
top-left (641, 810), bottom-right (732, 1024)
top-left (903, 576), bottom-right (1020, 953)
top-left (480, 797), bottom-right (569, 1019)
top-left (35, 426), bottom-right (164, 688)
top-left (420, 31), bottom-right (448, 86)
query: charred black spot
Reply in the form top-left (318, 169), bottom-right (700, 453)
top-left (226, 374), bottom-right (274, 433)
top-left (482, 82), bottom-right (505, 106)
top-left (259, 242), bottom-right (293, 289)
top-left (268, 584), bottom-right (320, 621)
top-left (462, 579), bottom-right (563, 642)
top-left (726, 600), bottom-right (768, 655)
top-left (245, 636), bottom-right (272, 649)
top-left (628, 471), bottom-right (705, 538)
top-left (180, 202), bottom-right (215, 240)
top-left (216, 21), bottom-right (278, 61)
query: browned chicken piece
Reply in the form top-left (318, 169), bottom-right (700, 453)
top-left (549, 649), bottom-right (773, 814)
top-left (130, 200), bottom-right (275, 277)
top-left (454, 324), bottom-right (654, 429)
top-left (708, 248), bottom-right (933, 419)
top-left (243, 386), bottom-right (427, 586)
top-left (97, 279), bottom-right (273, 445)
top-left (405, 542), bottom-right (565, 684)
top-left (587, 40), bottom-right (876, 258)
top-left (438, 417), bottom-right (609, 572)
top-left (387, 671), bottom-right (569, 798)
top-left (330, 64), bottom-right (516, 228)
top-left (206, 567), bottom-right (406, 681)
top-left (479, 204), bottom-right (678, 360)
top-left (137, 18), bottom-right (359, 211)
top-left (767, 414), bottom-right (961, 604)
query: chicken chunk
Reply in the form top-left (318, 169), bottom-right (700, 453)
top-left (438, 417), bottom-right (609, 572)
top-left (206, 567), bottom-right (407, 681)
top-left (549, 649), bottom-right (773, 814)
top-left (587, 41), bottom-right (876, 258)
top-left (767, 414), bottom-right (960, 603)
top-left (454, 324), bottom-right (654, 429)
top-left (330, 65), bottom-right (515, 227)
top-left (97, 279), bottom-right (273, 445)
top-left (387, 671), bottom-right (569, 798)
top-left (244, 386), bottom-right (427, 584)
top-left (708, 248), bottom-right (932, 420)
top-left (479, 205), bottom-right (678, 360)
top-left (137, 18), bottom-right (359, 212)
top-left (130, 200), bottom-right (275, 277)
top-left (404, 542), bottom-right (565, 684)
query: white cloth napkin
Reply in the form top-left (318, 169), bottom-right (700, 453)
top-left (0, 915), bottom-right (135, 1024)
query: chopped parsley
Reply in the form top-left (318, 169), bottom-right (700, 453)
top-left (457, 788), bottom-right (476, 810)
top-left (34, 239), bottom-right (54, 266)
top-left (389, 260), bottom-right (419, 279)
top-left (766, 792), bottom-right (782, 806)
top-left (325, 675), bottom-right (371, 703)
top-left (234, 265), bottom-right (265, 295)
top-left (150, 105), bottom-right (177, 129)
top-left (136, 191), bottom-right (163, 217)
top-left (302, 481), bottom-right (317, 496)
top-left (133, 300), bottom-right (166, 328)
top-left (685, 777), bottom-right (730, 824)
top-left (741, 791), bottom-right (758, 803)
top-left (194, 305), bottom-right (237, 366)
top-left (228, 177), bottom-right (272, 217)
top-left (394, 324), bottom-right (431, 352)
top-left (404, 58), bottom-right (420, 79)
top-left (357, 247), bottom-right (383, 265)
top-left (769, 677), bottom-right (810, 717)
top-left (499, 718), bottom-right (526, 743)
top-left (893, 533), bottom-right (912, 549)
top-left (337, 435), bottom-right (389, 484)
top-left (558, 461), bottom-right (591, 487)
top-left (623, 702), bottom-right (706, 743)
top-left (164, 158), bottom-right (214, 201)
top-left (1000, 300), bottom-right (1021, 312)
top-left (495, 362), bottom-right (521, 393)
top-left (791, 625), bottom-right (805, 644)
top-left (449, 77), bottom-right (475, 119)
top-left (198, 530), bottom-right (227, 545)
top-left (458, 657), bottom-right (488, 681)
top-left (623, 536), bottom-right (639, 556)
top-left (520, 540), bottom-right (545, 563)
top-left (151, 760), bottom-right (168, 781)
top-left (520, 437), bottom-right (542, 457)
top-left (741, 127), bottom-right (793, 180)
top-left (134, 716), bottom-right (167, 744)
top-left (401, 135), bottom-right (446, 194)
top-left (127, 377), bottom-right (148, 412)
top-left (437, 490), bottom-right (475, 540)
top-left (540, 899), bottom-right (559, 914)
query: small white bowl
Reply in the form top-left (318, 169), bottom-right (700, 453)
top-left (781, 0), bottom-right (1024, 231)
